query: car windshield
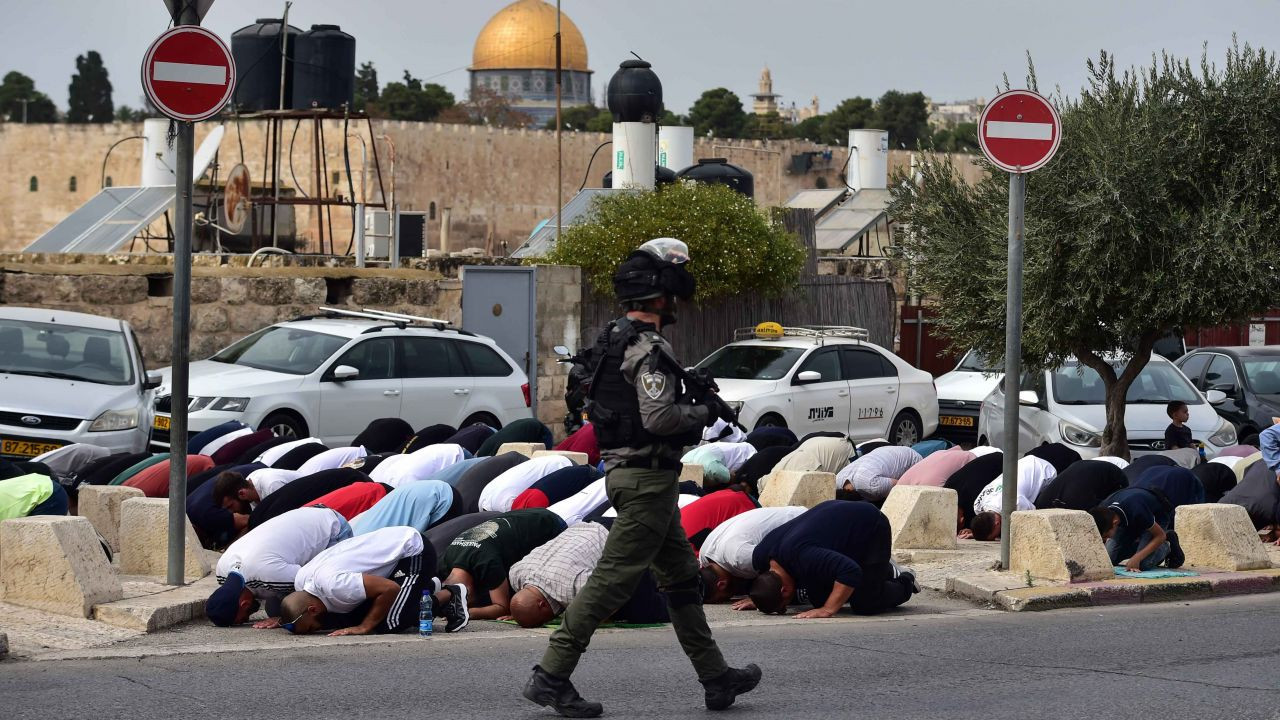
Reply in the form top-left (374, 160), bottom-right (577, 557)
top-left (210, 326), bottom-right (349, 375)
top-left (0, 318), bottom-right (134, 385)
top-left (1242, 357), bottom-right (1280, 394)
top-left (1051, 360), bottom-right (1201, 405)
top-left (956, 350), bottom-right (1003, 373)
top-left (697, 345), bottom-right (805, 381)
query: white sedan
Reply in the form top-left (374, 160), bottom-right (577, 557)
top-left (694, 325), bottom-right (939, 445)
top-left (977, 353), bottom-right (1236, 458)
top-left (152, 310), bottom-right (532, 448)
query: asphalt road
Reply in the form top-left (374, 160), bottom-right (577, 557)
top-left (4, 595), bottom-right (1280, 720)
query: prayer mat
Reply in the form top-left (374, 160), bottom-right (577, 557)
top-left (1113, 567), bottom-right (1199, 579)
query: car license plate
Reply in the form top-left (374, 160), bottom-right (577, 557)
top-left (939, 415), bottom-right (974, 428)
top-left (153, 415), bottom-right (171, 431)
top-left (1, 439), bottom-right (63, 458)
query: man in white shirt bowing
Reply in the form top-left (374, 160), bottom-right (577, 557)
top-left (206, 506), bottom-right (352, 627)
top-left (698, 506), bottom-right (806, 603)
top-left (278, 525), bottom-right (435, 636)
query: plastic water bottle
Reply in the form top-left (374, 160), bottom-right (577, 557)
top-left (419, 589), bottom-right (433, 637)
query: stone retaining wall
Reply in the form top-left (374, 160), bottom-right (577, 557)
top-left (0, 261), bottom-right (474, 365)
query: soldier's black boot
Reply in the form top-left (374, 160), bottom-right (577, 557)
top-left (523, 665), bottom-right (603, 718)
top-left (701, 663), bottom-right (762, 711)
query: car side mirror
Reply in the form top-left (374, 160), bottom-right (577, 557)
top-left (143, 371), bottom-right (162, 390)
top-left (333, 365), bottom-right (360, 382)
top-left (1205, 389), bottom-right (1227, 405)
top-left (1210, 383), bottom-right (1238, 397)
top-left (553, 345), bottom-right (571, 357)
top-left (794, 370), bottom-right (823, 385)
top-left (1018, 390), bottom-right (1040, 407)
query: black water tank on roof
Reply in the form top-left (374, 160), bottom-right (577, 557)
top-left (675, 158), bottom-right (754, 198)
top-left (602, 165), bottom-right (677, 188)
top-left (606, 59), bottom-right (663, 123)
top-left (291, 24), bottom-right (356, 110)
top-left (231, 18), bottom-right (301, 111)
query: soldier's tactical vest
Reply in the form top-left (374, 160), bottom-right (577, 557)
top-left (586, 319), bottom-right (699, 451)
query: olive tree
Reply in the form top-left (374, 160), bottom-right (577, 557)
top-left (890, 46), bottom-right (1280, 457)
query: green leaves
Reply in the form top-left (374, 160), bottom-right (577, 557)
top-left (892, 44), bottom-right (1280, 370)
top-left (892, 44), bottom-right (1280, 454)
top-left (544, 182), bottom-right (806, 302)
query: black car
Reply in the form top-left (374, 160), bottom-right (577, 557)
top-left (1176, 346), bottom-right (1280, 444)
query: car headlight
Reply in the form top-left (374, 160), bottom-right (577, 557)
top-left (188, 396), bottom-right (215, 412)
top-left (1059, 421), bottom-right (1101, 447)
top-left (187, 397), bottom-right (250, 413)
top-left (1208, 418), bottom-right (1237, 447)
top-left (89, 407), bottom-right (139, 432)
top-left (726, 401), bottom-right (744, 413)
top-left (210, 397), bottom-right (251, 412)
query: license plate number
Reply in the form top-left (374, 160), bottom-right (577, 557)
top-left (153, 415), bottom-right (171, 431)
top-left (1, 439), bottom-right (63, 458)
top-left (939, 415), bottom-right (974, 427)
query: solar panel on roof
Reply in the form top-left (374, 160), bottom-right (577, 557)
top-left (510, 188), bottom-right (635, 258)
top-left (25, 186), bottom-right (176, 253)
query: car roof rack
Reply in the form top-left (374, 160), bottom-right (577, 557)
top-left (358, 308), bottom-right (453, 329)
top-left (732, 325), bottom-right (870, 344)
top-left (290, 307), bottom-right (476, 335)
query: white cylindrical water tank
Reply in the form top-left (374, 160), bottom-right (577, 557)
top-left (612, 122), bottom-right (656, 190)
top-left (657, 126), bottom-right (694, 172)
top-left (141, 118), bottom-right (176, 186)
top-left (848, 128), bottom-right (888, 191)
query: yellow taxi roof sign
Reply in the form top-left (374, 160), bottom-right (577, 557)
top-left (755, 322), bottom-right (784, 340)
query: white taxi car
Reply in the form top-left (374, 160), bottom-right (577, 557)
top-left (152, 308), bottom-right (532, 448)
top-left (694, 324), bottom-right (939, 445)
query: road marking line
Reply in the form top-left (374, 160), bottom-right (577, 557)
top-left (153, 61), bottom-right (226, 85)
top-left (985, 121), bottom-right (1053, 141)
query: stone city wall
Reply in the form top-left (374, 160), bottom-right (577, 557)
top-left (0, 120), bottom-right (983, 254)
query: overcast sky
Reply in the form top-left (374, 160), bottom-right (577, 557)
top-left (4, 0), bottom-right (1279, 115)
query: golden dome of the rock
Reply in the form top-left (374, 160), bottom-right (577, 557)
top-left (471, 0), bottom-right (590, 72)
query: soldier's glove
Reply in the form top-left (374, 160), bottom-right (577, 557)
top-left (704, 392), bottom-right (739, 426)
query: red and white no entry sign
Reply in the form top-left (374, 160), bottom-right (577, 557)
top-left (141, 25), bottom-right (235, 122)
top-left (977, 89), bottom-right (1061, 173)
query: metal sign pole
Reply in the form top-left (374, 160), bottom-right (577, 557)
top-left (999, 170), bottom-right (1026, 570)
top-left (167, 4), bottom-right (200, 586)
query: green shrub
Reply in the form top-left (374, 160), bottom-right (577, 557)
top-left (544, 181), bottom-right (805, 302)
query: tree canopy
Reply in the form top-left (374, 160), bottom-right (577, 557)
top-left (688, 88), bottom-right (746, 138)
top-left (545, 103), bottom-right (613, 132)
top-left (353, 61), bottom-right (378, 112)
top-left (890, 46), bottom-right (1280, 456)
top-left (371, 70), bottom-right (454, 122)
top-left (545, 181), bottom-right (806, 302)
top-left (0, 71), bottom-right (57, 122)
top-left (67, 50), bottom-right (113, 123)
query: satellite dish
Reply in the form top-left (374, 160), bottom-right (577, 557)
top-left (192, 125), bottom-right (225, 181)
top-left (222, 163), bottom-right (251, 234)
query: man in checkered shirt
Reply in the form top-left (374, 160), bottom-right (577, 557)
top-left (507, 521), bottom-right (668, 628)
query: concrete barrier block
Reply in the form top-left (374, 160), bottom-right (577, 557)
top-left (680, 463), bottom-right (704, 487)
top-left (78, 485), bottom-right (144, 553)
top-left (882, 485), bottom-right (958, 550)
top-left (119, 498), bottom-right (211, 581)
top-left (758, 471), bottom-right (836, 509)
top-left (0, 516), bottom-right (123, 617)
top-left (1175, 503), bottom-right (1273, 571)
top-left (497, 442), bottom-right (546, 458)
top-left (1010, 509), bottom-right (1113, 583)
top-left (531, 450), bottom-right (588, 465)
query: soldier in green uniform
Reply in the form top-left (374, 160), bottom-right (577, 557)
top-left (523, 239), bottom-right (761, 717)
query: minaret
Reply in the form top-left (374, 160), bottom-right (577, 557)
top-left (751, 66), bottom-right (780, 115)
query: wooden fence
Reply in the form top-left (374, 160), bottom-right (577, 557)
top-left (582, 275), bottom-right (896, 364)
